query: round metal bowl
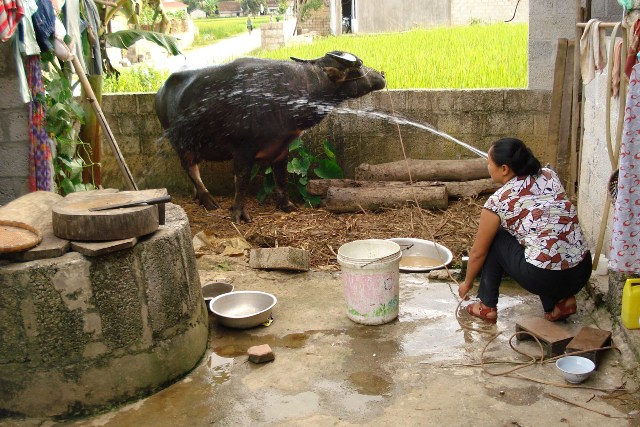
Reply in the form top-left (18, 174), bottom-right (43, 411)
top-left (208, 291), bottom-right (277, 329)
top-left (202, 281), bottom-right (234, 307)
top-left (387, 238), bottom-right (453, 272)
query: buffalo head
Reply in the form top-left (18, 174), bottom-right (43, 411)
top-left (291, 51), bottom-right (386, 99)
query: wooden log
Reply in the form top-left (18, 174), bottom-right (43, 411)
top-left (323, 185), bottom-right (447, 213)
top-left (307, 179), bottom-right (499, 199)
top-left (355, 158), bottom-right (489, 182)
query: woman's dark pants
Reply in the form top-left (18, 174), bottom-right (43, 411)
top-left (476, 228), bottom-right (592, 312)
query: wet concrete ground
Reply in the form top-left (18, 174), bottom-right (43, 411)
top-left (3, 254), bottom-right (640, 426)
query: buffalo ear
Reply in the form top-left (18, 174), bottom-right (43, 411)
top-left (291, 56), bottom-right (307, 63)
top-left (323, 67), bottom-right (346, 82)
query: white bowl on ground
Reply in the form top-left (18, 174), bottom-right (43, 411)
top-left (387, 238), bottom-right (453, 272)
top-left (555, 356), bottom-right (595, 384)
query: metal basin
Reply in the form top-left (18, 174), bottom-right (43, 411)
top-left (387, 237), bottom-right (453, 272)
top-left (202, 281), bottom-right (234, 308)
top-left (208, 291), bottom-right (277, 329)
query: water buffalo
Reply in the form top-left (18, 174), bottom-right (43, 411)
top-left (155, 51), bottom-right (386, 222)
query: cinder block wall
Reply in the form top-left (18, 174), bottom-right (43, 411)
top-left (0, 42), bottom-right (30, 206)
top-left (99, 89), bottom-right (551, 196)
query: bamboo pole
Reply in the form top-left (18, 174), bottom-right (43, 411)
top-left (71, 55), bottom-right (138, 191)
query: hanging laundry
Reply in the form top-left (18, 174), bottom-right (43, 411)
top-left (26, 55), bottom-right (55, 192)
top-left (580, 19), bottom-right (608, 84)
top-left (32, 0), bottom-right (54, 51)
top-left (81, 0), bottom-right (101, 75)
top-left (609, 63), bottom-right (640, 274)
top-left (63, 0), bottom-right (85, 70)
top-left (625, 19), bottom-right (640, 79)
top-left (1, 0), bottom-right (25, 42)
top-left (612, 38), bottom-right (624, 98)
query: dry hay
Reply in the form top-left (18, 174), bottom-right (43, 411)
top-left (174, 195), bottom-right (486, 270)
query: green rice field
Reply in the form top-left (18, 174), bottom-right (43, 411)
top-left (191, 16), bottom-right (275, 48)
top-left (256, 23), bottom-right (528, 89)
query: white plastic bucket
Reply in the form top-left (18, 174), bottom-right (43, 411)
top-left (337, 239), bottom-right (402, 325)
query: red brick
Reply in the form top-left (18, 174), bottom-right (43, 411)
top-left (247, 344), bottom-right (275, 364)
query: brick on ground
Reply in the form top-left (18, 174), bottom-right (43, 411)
top-left (248, 344), bottom-right (275, 363)
top-left (249, 247), bottom-right (310, 271)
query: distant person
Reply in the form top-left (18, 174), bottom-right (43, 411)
top-left (458, 137), bottom-right (592, 324)
top-left (247, 17), bottom-right (253, 34)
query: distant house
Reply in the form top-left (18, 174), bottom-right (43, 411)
top-left (162, 0), bottom-right (188, 14)
top-left (190, 8), bottom-right (206, 19)
top-left (265, 0), bottom-right (280, 14)
top-left (218, 1), bottom-right (242, 17)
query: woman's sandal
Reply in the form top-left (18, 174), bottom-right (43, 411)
top-left (544, 295), bottom-right (577, 322)
top-left (465, 301), bottom-right (498, 324)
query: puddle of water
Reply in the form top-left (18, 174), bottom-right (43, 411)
top-left (211, 332), bottom-right (309, 357)
top-left (347, 371), bottom-right (392, 395)
top-left (206, 352), bottom-right (233, 385)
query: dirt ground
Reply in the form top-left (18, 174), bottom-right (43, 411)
top-left (173, 195), bottom-right (485, 270)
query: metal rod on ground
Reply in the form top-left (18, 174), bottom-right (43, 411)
top-left (70, 55), bottom-right (138, 191)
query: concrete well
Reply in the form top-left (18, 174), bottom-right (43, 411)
top-left (0, 204), bottom-right (208, 418)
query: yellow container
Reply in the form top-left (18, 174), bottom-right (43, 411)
top-left (621, 278), bottom-right (640, 329)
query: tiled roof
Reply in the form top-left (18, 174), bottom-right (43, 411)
top-left (162, 0), bottom-right (188, 10)
top-left (218, 1), bottom-right (241, 12)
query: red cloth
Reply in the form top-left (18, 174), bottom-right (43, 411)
top-left (0, 0), bottom-right (24, 42)
top-left (624, 19), bottom-right (640, 79)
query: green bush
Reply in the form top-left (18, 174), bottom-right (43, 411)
top-left (103, 65), bottom-right (170, 93)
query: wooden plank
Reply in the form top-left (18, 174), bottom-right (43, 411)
top-left (71, 238), bottom-right (138, 257)
top-left (547, 38), bottom-right (569, 168)
top-left (557, 41), bottom-right (575, 186)
top-left (566, 326), bottom-right (612, 368)
top-left (515, 317), bottom-right (575, 357)
top-left (0, 192), bottom-right (69, 259)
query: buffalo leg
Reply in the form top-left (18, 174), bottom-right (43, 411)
top-left (180, 152), bottom-right (219, 210)
top-left (231, 154), bottom-right (253, 223)
top-left (272, 158), bottom-right (296, 213)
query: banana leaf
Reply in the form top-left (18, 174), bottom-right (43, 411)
top-left (105, 30), bottom-right (183, 56)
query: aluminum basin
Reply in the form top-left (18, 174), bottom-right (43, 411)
top-left (208, 291), bottom-right (277, 329)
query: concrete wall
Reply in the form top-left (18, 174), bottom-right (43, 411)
top-left (98, 89), bottom-right (551, 197)
top-left (529, 0), bottom-right (622, 90)
top-left (450, 0), bottom-right (528, 25)
top-left (354, 0), bottom-right (451, 33)
top-left (0, 41), bottom-right (30, 206)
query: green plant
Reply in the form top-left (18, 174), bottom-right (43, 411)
top-left (103, 65), bottom-right (170, 93)
top-left (252, 139), bottom-right (343, 207)
top-left (40, 51), bottom-right (96, 195)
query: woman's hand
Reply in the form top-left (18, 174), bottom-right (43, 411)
top-left (458, 281), bottom-right (473, 300)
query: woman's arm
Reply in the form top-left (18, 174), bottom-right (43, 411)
top-left (458, 209), bottom-right (501, 299)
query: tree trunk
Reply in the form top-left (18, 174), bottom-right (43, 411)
top-left (307, 178), bottom-right (499, 199)
top-left (355, 158), bottom-right (489, 182)
top-left (323, 185), bottom-right (447, 213)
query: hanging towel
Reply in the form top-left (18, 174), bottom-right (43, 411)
top-left (625, 19), bottom-right (640, 79)
top-left (63, 0), bottom-right (85, 70)
top-left (580, 19), bottom-right (608, 84)
top-left (1, 0), bottom-right (25, 42)
top-left (26, 55), bottom-right (55, 192)
top-left (609, 63), bottom-right (640, 274)
top-left (612, 38), bottom-right (623, 99)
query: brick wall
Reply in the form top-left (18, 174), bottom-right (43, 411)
top-left (0, 41), bottom-right (30, 206)
top-left (99, 89), bottom-right (550, 196)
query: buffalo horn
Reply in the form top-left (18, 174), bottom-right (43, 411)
top-left (327, 51), bottom-right (358, 66)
